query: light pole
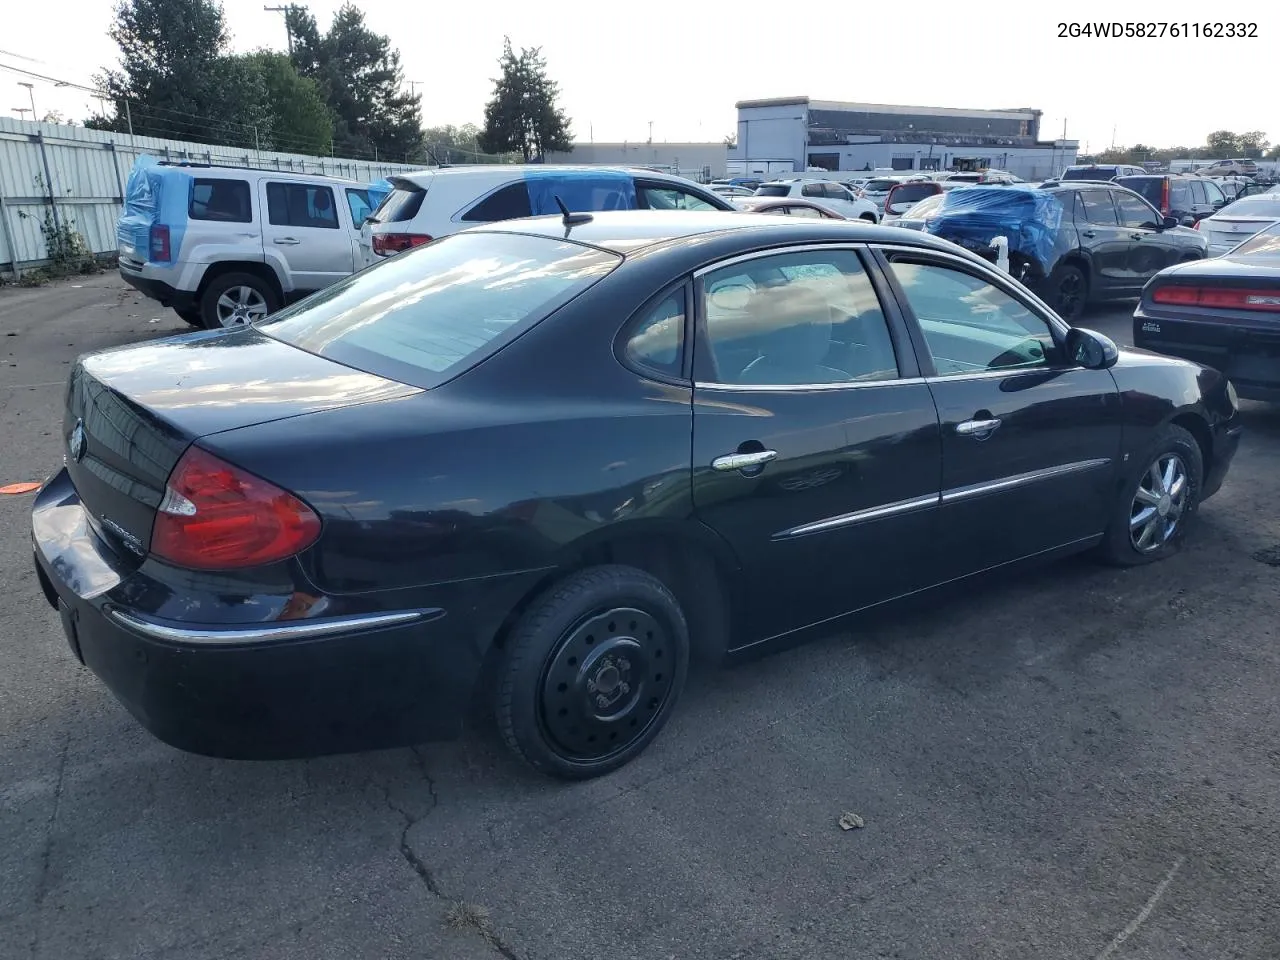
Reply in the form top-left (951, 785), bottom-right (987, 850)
top-left (18, 82), bottom-right (35, 119)
top-left (13, 107), bottom-right (31, 120)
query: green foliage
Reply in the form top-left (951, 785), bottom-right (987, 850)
top-left (1094, 129), bottom-right (1272, 166)
top-left (480, 38), bottom-right (572, 162)
top-left (243, 51), bottom-right (333, 154)
top-left (287, 3), bottom-right (424, 161)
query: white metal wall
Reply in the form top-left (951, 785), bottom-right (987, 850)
top-left (0, 117), bottom-right (427, 273)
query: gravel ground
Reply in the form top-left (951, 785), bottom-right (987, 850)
top-left (2, 273), bottom-right (1279, 960)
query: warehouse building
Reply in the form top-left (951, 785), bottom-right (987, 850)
top-left (729, 97), bottom-right (1078, 181)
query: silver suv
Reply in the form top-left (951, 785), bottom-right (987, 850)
top-left (117, 163), bottom-right (382, 328)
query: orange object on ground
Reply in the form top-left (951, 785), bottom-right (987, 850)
top-left (0, 481), bottom-right (42, 495)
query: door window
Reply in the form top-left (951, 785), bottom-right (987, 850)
top-left (1202, 179), bottom-right (1226, 206)
top-left (823, 183), bottom-right (852, 200)
top-left (624, 289), bottom-right (685, 377)
top-left (1114, 192), bottom-right (1159, 229)
top-left (461, 182), bottom-right (533, 221)
top-left (345, 188), bottom-right (375, 225)
top-left (190, 179), bottom-right (252, 222)
top-left (787, 205), bottom-right (824, 218)
top-left (639, 185), bottom-right (719, 211)
top-left (1170, 181), bottom-right (1191, 209)
top-left (1189, 180), bottom-right (1208, 205)
top-left (801, 182), bottom-right (826, 198)
top-left (1077, 189), bottom-right (1119, 225)
top-left (699, 250), bottom-right (899, 385)
top-left (266, 183), bottom-right (339, 229)
top-left (886, 259), bottom-right (1057, 376)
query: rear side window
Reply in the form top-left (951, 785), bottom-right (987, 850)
top-left (371, 186), bottom-right (426, 223)
top-left (266, 183), bottom-right (339, 229)
top-left (461, 182), bottom-right (533, 222)
top-left (189, 179), bottom-right (251, 222)
top-left (755, 184), bottom-right (791, 197)
top-left (1170, 181), bottom-right (1191, 208)
top-left (258, 232), bottom-right (621, 388)
top-left (624, 289), bottom-right (686, 377)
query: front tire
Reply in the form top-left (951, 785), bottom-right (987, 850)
top-left (496, 565), bottom-right (690, 780)
top-left (199, 272), bottom-right (279, 330)
top-left (1098, 424), bottom-right (1203, 566)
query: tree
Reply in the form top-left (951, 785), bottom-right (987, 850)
top-left (480, 37), bottom-right (572, 162)
top-left (243, 52), bottom-right (333, 154)
top-left (1238, 130), bottom-right (1271, 158)
top-left (287, 3), bottom-right (423, 161)
top-left (1205, 130), bottom-right (1241, 159)
top-left (89, 0), bottom-right (270, 146)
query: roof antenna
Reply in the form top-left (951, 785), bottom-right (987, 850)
top-left (554, 195), bottom-right (593, 227)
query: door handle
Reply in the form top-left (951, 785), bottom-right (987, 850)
top-left (956, 418), bottom-right (1002, 439)
top-left (1081, 230), bottom-right (1097, 238)
top-left (274, 237), bottom-right (301, 245)
top-left (1129, 233), bottom-right (1145, 241)
top-left (711, 450), bottom-right (778, 472)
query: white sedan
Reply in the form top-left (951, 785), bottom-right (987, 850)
top-left (1198, 194), bottom-right (1280, 257)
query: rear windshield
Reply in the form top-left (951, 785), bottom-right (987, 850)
top-left (1061, 167), bottom-right (1116, 181)
top-left (1114, 176), bottom-right (1162, 206)
top-left (258, 232), bottom-right (620, 388)
top-left (370, 186), bottom-right (426, 223)
top-left (754, 184), bottom-right (791, 197)
top-left (864, 179), bottom-right (899, 191)
top-left (904, 194), bottom-right (945, 219)
top-left (890, 184), bottom-right (937, 205)
top-left (1218, 195), bottom-right (1280, 218)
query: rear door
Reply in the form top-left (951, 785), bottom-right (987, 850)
top-left (875, 246), bottom-right (1122, 579)
top-left (689, 245), bottom-right (942, 643)
top-left (1073, 188), bottom-right (1128, 293)
top-left (260, 180), bottom-right (356, 292)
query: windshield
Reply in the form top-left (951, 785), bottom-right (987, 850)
top-left (754, 184), bottom-right (791, 197)
top-left (258, 232), bottom-right (621, 388)
top-left (1218, 196), bottom-right (1280, 219)
top-left (1230, 221), bottom-right (1280, 257)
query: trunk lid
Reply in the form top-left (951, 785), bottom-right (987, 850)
top-left (64, 327), bottom-right (419, 560)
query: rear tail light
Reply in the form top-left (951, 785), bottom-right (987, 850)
top-left (1160, 179), bottom-right (1170, 216)
top-left (372, 233), bottom-right (432, 256)
top-left (151, 446), bottom-right (321, 570)
top-left (1152, 285), bottom-right (1280, 312)
top-left (149, 224), bottom-right (171, 262)
top-left (1192, 219), bottom-right (1201, 230)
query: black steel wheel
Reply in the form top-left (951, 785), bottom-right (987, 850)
top-left (496, 565), bottom-right (690, 780)
top-left (1047, 263), bottom-right (1087, 322)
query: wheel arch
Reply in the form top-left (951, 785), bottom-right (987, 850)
top-left (196, 261), bottom-right (285, 304)
top-left (1169, 409), bottom-right (1214, 478)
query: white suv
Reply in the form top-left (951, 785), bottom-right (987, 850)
top-left (752, 179), bottom-right (880, 222)
top-left (360, 166), bottom-right (735, 264)
top-left (117, 163), bottom-right (383, 328)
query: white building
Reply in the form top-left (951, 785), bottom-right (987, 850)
top-left (729, 97), bottom-right (1079, 181)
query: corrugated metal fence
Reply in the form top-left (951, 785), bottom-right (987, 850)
top-left (0, 117), bottom-right (425, 275)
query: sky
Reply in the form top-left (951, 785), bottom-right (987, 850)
top-left (1, 0), bottom-right (1273, 155)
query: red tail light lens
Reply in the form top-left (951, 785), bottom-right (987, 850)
top-left (372, 233), bottom-right (432, 256)
top-left (1160, 179), bottom-right (1170, 216)
top-left (149, 224), bottom-right (171, 262)
top-left (151, 446), bottom-right (321, 570)
top-left (1192, 218), bottom-right (1201, 230)
top-left (1152, 285), bottom-right (1280, 312)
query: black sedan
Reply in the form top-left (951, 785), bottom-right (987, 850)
top-left (1134, 220), bottom-right (1280, 401)
top-left (33, 211), bottom-right (1242, 780)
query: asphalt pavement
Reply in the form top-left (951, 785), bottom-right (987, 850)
top-left (2, 273), bottom-right (1279, 960)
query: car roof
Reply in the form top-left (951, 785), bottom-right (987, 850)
top-left (469, 209), bottom-right (960, 256)
top-left (154, 163), bottom-right (366, 186)
top-left (389, 164), bottom-right (703, 189)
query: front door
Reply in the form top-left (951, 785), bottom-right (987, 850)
top-left (260, 180), bottom-right (356, 293)
top-left (875, 247), bottom-right (1123, 581)
top-left (1112, 188), bottom-right (1183, 287)
top-left (690, 246), bottom-right (942, 644)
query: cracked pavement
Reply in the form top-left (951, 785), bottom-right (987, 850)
top-left (3, 274), bottom-right (1280, 959)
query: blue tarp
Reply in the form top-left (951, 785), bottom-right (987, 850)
top-left (923, 186), bottom-right (1066, 278)
top-left (522, 168), bottom-right (637, 215)
top-left (117, 156), bottom-right (192, 262)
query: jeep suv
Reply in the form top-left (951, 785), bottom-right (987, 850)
top-left (117, 162), bottom-right (383, 329)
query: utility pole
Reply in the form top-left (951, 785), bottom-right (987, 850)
top-left (13, 107), bottom-right (31, 120)
top-left (647, 120), bottom-right (653, 144)
top-left (18, 82), bottom-right (35, 119)
top-left (264, 5), bottom-right (294, 56)
top-left (124, 98), bottom-right (133, 135)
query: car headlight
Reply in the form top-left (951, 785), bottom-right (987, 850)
top-left (1226, 379), bottom-right (1239, 412)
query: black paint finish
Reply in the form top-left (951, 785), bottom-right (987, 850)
top-left (32, 212), bottom-right (1242, 760)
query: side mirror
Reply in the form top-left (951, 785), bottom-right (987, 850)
top-left (1213, 200), bottom-right (1226, 209)
top-left (1162, 215), bottom-right (1180, 229)
top-left (1180, 215), bottom-right (1196, 227)
top-left (1065, 327), bottom-right (1119, 370)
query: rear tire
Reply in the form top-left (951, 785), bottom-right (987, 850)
top-left (1045, 263), bottom-right (1087, 322)
top-left (1097, 424), bottom-right (1203, 567)
top-left (199, 272), bottom-right (279, 330)
top-left (496, 565), bottom-right (690, 780)
top-left (861, 213), bottom-right (878, 223)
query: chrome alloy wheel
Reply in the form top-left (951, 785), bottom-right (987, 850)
top-left (215, 285), bottom-right (269, 327)
top-left (1130, 453), bottom-right (1189, 553)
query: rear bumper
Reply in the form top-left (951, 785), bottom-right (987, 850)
top-left (1203, 419), bottom-right (1242, 501)
top-left (32, 470), bottom-right (484, 760)
top-left (1133, 307), bottom-right (1280, 402)
top-left (118, 266), bottom-right (198, 313)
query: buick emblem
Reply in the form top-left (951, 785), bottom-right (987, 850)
top-left (68, 419), bottom-right (86, 463)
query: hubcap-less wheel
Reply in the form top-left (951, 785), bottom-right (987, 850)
top-left (539, 607), bottom-right (674, 762)
top-left (1057, 272), bottom-right (1084, 317)
top-left (215, 285), bottom-right (269, 327)
top-left (1130, 453), bottom-right (1189, 552)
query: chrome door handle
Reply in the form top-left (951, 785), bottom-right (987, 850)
top-left (956, 418), bottom-right (1002, 438)
top-left (1081, 230), bottom-right (1096, 238)
top-left (712, 450), bottom-right (778, 472)
top-left (274, 237), bottom-right (301, 245)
